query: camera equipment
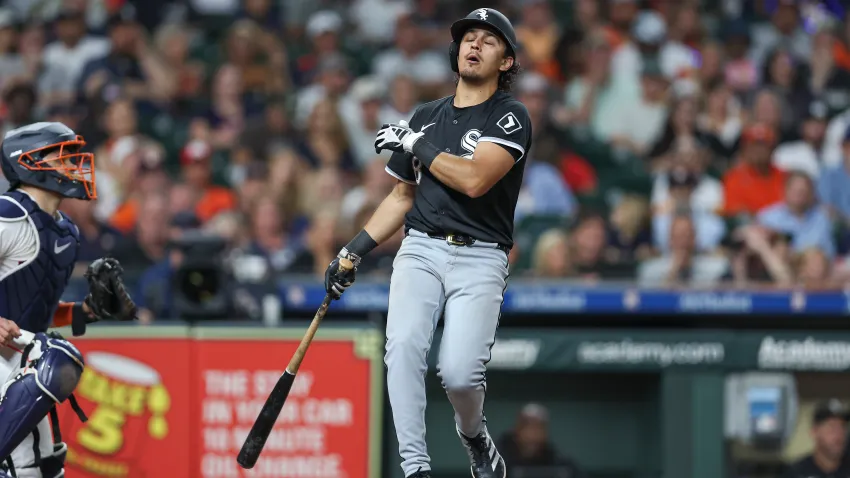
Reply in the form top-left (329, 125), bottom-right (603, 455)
top-left (170, 229), bottom-right (232, 322)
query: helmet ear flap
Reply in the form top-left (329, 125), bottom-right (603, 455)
top-left (449, 41), bottom-right (459, 73)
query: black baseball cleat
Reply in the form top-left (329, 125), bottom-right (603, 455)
top-left (456, 426), bottom-right (506, 478)
top-left (406, 468), bottom-right (431, 478)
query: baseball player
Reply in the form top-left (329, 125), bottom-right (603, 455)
top-left (325, 8), bottom-right (531, 478)
top-left (0, 122), bottom-right (137, 478)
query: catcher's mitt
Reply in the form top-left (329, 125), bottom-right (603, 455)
top-left (83, 257), bottom-right (138, 324)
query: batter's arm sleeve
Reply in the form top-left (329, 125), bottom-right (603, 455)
top-left (479, 100), bottom-right (533, 162)
top-left (385, 108), bottom-right (424, 184)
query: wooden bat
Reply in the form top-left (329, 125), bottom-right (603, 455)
top-left (236, 258), bottom-right (354, 469)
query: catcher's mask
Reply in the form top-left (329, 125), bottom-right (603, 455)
top-left (1, 122), bottom-right (96, 200)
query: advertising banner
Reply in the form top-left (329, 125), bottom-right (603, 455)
top-left (54, 326), bottom-right (384, 478)
top-left (427, 330), bottom-right (850, 372)
top-left (59, 334), bottom-right (193, 478)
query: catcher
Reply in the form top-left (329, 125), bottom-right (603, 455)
top-left (0, 122), bottom-right (137, 478)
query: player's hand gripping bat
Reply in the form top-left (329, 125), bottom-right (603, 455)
top-left (236, 258), bottom-right (354, 469)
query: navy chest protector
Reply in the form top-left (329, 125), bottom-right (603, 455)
top-left (0, 191), bottom-right (79, 333)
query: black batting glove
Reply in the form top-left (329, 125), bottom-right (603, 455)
top-left (324, 249), bottom-right (359, 300)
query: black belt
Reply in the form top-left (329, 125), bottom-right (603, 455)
top-left (416, 230), bottom-right (510, 254)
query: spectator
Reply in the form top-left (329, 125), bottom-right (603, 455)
top-left (608, 57), bottom-right (670, 157)
top-left (371, 13), bottom-right (450, 97)
top-left (514, 148), bottom-right (577, 225)
top-left (807, 27), bottom-right (850, 117)
top-left (782, 399), bottom-right (850, 478)
top-left (342, 75), bottom-right (391, 168)
top-left (193, 63), bottom-right (262, 151)
top-left (610, 10), bottom-right (696, 96)
top-left (244, 195), bottom-right (303, 274)
top-left (296, 97), bottom-right (357, 174)
top-left (794, 247), bottom-right (833, 289)
top-left (757, 171), bottom-right (836, 258)
top-left (60, 198), bottom-right (122, 264)
top-left (288, 207), bottom-right (341, 277)
top-left (514, 0), bottom-right (561, 81)
top-left (652, 141), bottom-right (724, 217)
top-left (750, 88), bottom-right (789, 143)
top-left (653, 165), bottom-right (726, 254)
top-left (604, 0), bottom-right (638, 50)
top-left (293, 10), bottom-right (344, 88)
top-left (76, 5), bottom-right (176, 107)
top-left (340, 156), bottom-right (396, 235)
top-left (295, 53), bottom-right (354, 130)
top-left (818, 126), bottom-right (850, 245)
top-left (179, 139), bottom-right (238, 223)
top-left (497, 403), bottom-right (585, 478)
top-left (721, 20), bottom-right (758, 96)
top-left (728, 223), bottom-right (795, 287)
top-left (749, 0), bottom-right (811, 68)
top-left (773, 100), bottom-right (829, 179)
top-left (91, 98), bottom-right (146, 223)
top-left (562, 30), bottom-right (623, 144)
top-left (153, 22), bottom-right (205, 109)
top-left (531, 229), bottom-right (573, 278)
top-left (40, 9), bottom-right (110, 108)
top-left (606, 194), bottom-right (652, 264)
top-left (113, 193), bottom-right (173, 273)
top-left (571, 213), bottom-right (632, 280)
top-left (380, 73), bottom-right (419, 125)
top-left (0, 8), bottom-right (25, 89)
top-left (722, 124), bottom-right (786, 220)
top-left (571, 0), bottom-right (601, 35)
top-left (639, 214), bottom-right (729, 287)
top-left (697, 41), bottom-right (724, 88)
top-left (0, 82), bottom-right (37, 138)
top-left (235, 161), bottom-right (270, 216)
top-left (647, 96), bottom-right (709, 166)
top-left (237, 99), bottom-right (294, 164)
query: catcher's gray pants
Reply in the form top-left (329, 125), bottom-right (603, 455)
top-left (384, 228), bottom-right (509, 477)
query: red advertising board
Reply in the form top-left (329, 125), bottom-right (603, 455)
top-left (57, 337), bottom-right (193, 478)
top-left (55, 327), bottom-right (383, 478)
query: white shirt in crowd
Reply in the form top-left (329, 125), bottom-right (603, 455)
top-left (772, 141), bottom-right (821, 179)
top-left (42, 36), bottom-right (111, 92)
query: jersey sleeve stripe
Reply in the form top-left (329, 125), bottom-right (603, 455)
top-left (384, 165), bottom-right (417, 185)
top-left (478, 137), bottom-right (525, 161)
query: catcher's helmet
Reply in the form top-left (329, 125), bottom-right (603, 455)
top-left (1, 122), bottom-right (96, 200)
top-left (449, 7), bottom-right (519, 73)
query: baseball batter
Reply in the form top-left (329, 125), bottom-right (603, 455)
top-left (325, 8), bottom-right (531, 478)
top-left (0, 122), bottom-right (137, 478)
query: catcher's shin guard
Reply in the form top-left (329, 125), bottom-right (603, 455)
top-left (0, 334), bottom-right (84, 463)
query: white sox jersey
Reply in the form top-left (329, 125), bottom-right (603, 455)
top-left (385, 90), bottom-right (532, 247)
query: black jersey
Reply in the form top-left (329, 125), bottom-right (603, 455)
top-left (385, 90), bottom-right (532, 247)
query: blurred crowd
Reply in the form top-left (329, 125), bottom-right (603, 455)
top-left (1, 0), bottom-right (850, 320)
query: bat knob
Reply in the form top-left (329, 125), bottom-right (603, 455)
top-left (339, 257), bottom-right (354, 271)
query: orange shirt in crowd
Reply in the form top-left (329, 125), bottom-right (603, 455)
top-left (109, 186), bottom-right (237, 233)
top-left (110, 199), bottom-right (138, 234)
top-left (722, 163), bottom-right (787, 217)
top-left (194, 186), bottom-right (238, 223)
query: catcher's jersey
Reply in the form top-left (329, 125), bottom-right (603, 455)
top-left (385, 90), bottom-right (532, 247)
top-left (0, 190), bottom-right (79, 333)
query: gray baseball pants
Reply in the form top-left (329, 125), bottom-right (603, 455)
top-left (384, 228), bottom-right (509, 477)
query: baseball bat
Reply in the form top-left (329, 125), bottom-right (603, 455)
top-left (236, 258), bottom-right (353, 469)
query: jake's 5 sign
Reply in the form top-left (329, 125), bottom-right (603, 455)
top-left (55, 329), bottom-right (383, 478)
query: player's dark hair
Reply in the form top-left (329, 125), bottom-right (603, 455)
top-left (498, 61), bottom-right (521, 93)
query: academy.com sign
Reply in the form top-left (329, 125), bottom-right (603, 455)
top-left (758, 336), bottom-right (850, 371)
top-left (577, 339), bottom-right (726, 367)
